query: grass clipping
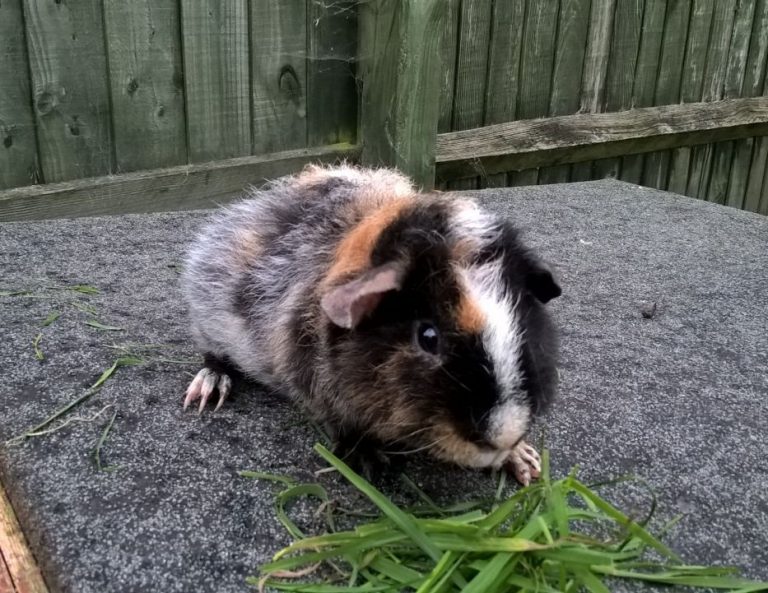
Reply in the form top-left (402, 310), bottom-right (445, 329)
top-left (250, 444), bottom-right (768, 593)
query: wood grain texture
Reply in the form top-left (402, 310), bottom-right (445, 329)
top-left (481, 0), bottom-right (525, 187)
top-left (743, 0), bottom-right (768, 213)
top-left (102, 0), bottom-right (187, 172)
top-left (306, 0), bottom-right (357, 147)
top-left (724, 0), bottom-right (765, 209)
top-left (448, 0), bottom-right (493, 190)
top-left (708, 0), bottom-right (756, 206)
top-left (592, 0), bottom-right (644, 182)
top-left (686, 0), bottom-right (737, 197)
top-left (572, 0), bottom-right (617, 181)
top-left (359, 0), bottom-right (446, 189)
top-left (437, 0), bottom-right (460, 135)
top-left (538, 0), bottom-right (591, 185)
top-left (250, 0), bottom-right (307, 153)
top-left (0, 143), bottom-right (357, 222)
top-left (22, 0), bottom-right (113, 183)
top-left (619, 0), bottom-right (666, 183)
top-left (0, 482), bottom-right (48, 593)
top-left (180, 0), bottom-right (250, 162)
top-left (668, 0), bottom-right (715, 194)
top-left (436, 97), bottom-right (768, 179)
top-left (0, 0), bottom-right (40, 189)
top-left (509, 0), bottom-right (560, 186)
top-left (641, 0), bottom-right (692, 190)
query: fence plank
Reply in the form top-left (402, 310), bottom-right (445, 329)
top-left (744, 1), bottom-right (768, 212)
top-left (249, 0), bottom-right (307, 153)
top-left (448, 0), bottom-right (493, 190)
top-left (592, 0), bottom-right (644, 182)
top-left (667, 0), bottom-right (715, 195)
top-left (437, 0), bottom-right (460, 135)
top-left (538, 0), bottom-right (591, 185)
top-left (571, 0), bottom-right (616, 181)
top-left (0, 143), bottom-right (357, 222)
top-left (103, 1), bottom-right (187, 173)
top-left (180, 0), bottom-right (250, 162)
top-left (707, 0), bottom-right (756, 206)
top-left (0, 0), bottom-right (39, 190)
top-left (620, 0), bottom-right (666, 184)
top-left (642, 0), bottom-right (692, 190)
top-left (307, 0), bottom-right (357, 147)
top-left (358, 0), bottom-right (446, 189)
top-left (482, 0), bottom-right (526, 187)
top-left (510, 0), bottom-right (560, 186)
top-left (726, 0), bottom-right (767, 210)
top-left (22, 0), bottom-right (112, 183)
top-left (435, 97), bottom-right (768, 179)
top-left (686, 1), bottom-right (737, 197)
top-left (0, 483), bottom-right (49, 593)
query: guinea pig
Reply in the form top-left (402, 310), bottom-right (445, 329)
top-left (181, 165), bottom-right (560, 485)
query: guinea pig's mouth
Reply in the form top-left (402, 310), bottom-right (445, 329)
top-left (430, 431), bottom-right (522, 470)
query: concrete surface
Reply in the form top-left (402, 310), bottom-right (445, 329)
top-left (0, 180), bottom-right (766, 592)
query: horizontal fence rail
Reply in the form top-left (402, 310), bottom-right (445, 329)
top-left (436, 97), bottom-right (768, 180)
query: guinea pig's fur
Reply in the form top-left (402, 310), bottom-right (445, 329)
top-left (182, 164), bottom-right (560, 476)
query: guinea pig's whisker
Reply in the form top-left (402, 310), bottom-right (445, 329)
top-left (384, 434), bottom-right (450, 456)
top-left (440, 367), bottom-right (472, 394)
top-left (379, 425), bottom-right (433, 446)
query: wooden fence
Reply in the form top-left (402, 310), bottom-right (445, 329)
top-left (1, 0), bottom-right (768, 221)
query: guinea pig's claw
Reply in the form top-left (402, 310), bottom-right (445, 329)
top-left (504, 441), bottom-right (542, 487)
top-left (184, 368), bottom-right (231, 413)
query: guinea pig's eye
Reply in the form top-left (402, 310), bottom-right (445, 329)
top-left (415, 322), bottom-right (440, 355)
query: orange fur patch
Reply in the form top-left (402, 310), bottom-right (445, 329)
top-left (325, 197), bottom-right (413, 284)
top-left (456, 293), bottom-right (486, 333)
top-left (231, 228), bottom-right (264, 272)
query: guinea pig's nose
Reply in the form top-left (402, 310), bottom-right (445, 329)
top-left (485, 400), bottom-right (531, 450)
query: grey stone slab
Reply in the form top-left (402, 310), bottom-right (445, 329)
top-left (0, 180), bottom-right (766, 592)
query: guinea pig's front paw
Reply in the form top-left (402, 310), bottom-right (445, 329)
top-left (504, 441), bottom-right (542, 487)
top-left (184, 367), bottom-right (232, 413)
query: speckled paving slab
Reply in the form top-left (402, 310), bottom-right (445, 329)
top-left (1, 180), bottom-right (766, 593)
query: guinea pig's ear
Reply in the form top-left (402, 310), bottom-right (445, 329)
top-left (525, 258), bottom-right (561, 303)
top-left (321, 261), bottom-right (406, 329)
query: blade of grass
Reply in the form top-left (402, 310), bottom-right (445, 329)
top-left (276, 484), bottom-right (330, 539)
top-left (85, 320), bottom-right (124, 331)
top-left (314, 445), bottom-right (442, 564)
top-left (6, 357), bottom-right (141, 444)
top-left (42, 311), bottom-right (61, 326)
top-left (32, 333), bottom-right (44, 360)
top-left (92, 409), bottom-right (118, 471)
top-left (239, 470), bottom-right (297, 487)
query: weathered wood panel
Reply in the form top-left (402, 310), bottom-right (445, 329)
top-left (250, 0), bottom-right (307, 153)
top-left (102, 0), bottom-right (187, 172)
top-left (437, 0), bottom-right (460, 136)
top-left (448, 0), bottom-right (493, 190)
top-left (619, 0), bottom-right (666, 184)
top-left (307, 0), bottom-right (358, 147)
top-left (538, 0), bottom-right (591, 185)
top-left (22, 0), bottom-right (113, 183)
top-left (742, 0), bottom-right (768, 212)
top-left (0, 482), bottom-right (48, 593)
top-left (708, 0), bottom-right (756, 206)
top-left (641, 0), bottom-right (692, 189)
top-left (0, 0), bottom-right (39, 189)
top-left (686, 1), bottom-right (737, 197)
top-left (571, 0), bottom-right (616, 181)
top-left (668, 0), bottom-right (715, 194)
top-left (592, 0), bottom-right (643, 182)
top-left (0, 144), bottom-right (357, 222)
top-left (509, 0), bottom-right (560, 187)
top-left (480, 0), bottom-right (525, 187)
top-left (723, 0), bottom-right (766, 208)
top-left (436, 98), bottom-right (768, 179)
top-left (180, 0), bottom-right (250, 162)
top-left (358, 0), bottom-right (446, 188)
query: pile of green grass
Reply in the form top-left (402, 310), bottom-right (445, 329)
top-left (246, 444), bottom-right (767, 593)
